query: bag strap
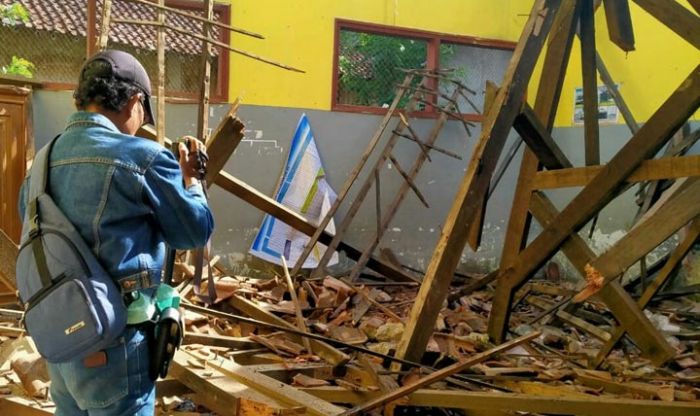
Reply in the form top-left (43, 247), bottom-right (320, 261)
top-left (26, 135), bottom-right (62, 290)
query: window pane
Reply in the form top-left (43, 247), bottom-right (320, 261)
top-left (338, 29), bottom-right (427, 109)
top-left (438, 43), bottom-right (513, 114)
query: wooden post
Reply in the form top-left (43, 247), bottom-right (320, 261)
top-left (96, 0), bottom-right (112, 51)
top-left (395, 0), bottom-right (563, 364)
top-left (156, 0), bottom-right (166, 145)
top-left (197, 0), bottom-right (214, 144)
top-left (580, 0), bottom-right (600, 166)
top-left (86, 0), bottom-right (97, 57)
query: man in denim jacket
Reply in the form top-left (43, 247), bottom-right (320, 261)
top-left (18, 50), bottom-right (214, 415)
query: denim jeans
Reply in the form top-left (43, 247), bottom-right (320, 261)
top-left (48, 327), bottom-right (155, 416)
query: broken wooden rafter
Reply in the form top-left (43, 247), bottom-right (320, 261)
top-left (528, 190), bottom-right (675, 365)
top-left (488, 64), bottom-right (700, 343)
top-left (111, 18), bottom-right (304, 73)
top-left (593, 217), bottom-right (700, 367)
top-left (280, 255), bottom-right (312, 353)
top-left (631, 0), bottom-right (700, 50)
top-left (531, 152), bottom-right (700, 189)
top-left (602, 0), bottom-right (636, 51)
top-left (580, 0), bottom-right (600, 166)
top-left (396, 0), bottom-right (563, 364)
top-left (341, 331), bottom-right (541, 415)
top-left (304, 387), bottom-right (700, 416)
top-left (512, 103), bottom-right (572, 170)
top-left (124, 0), bottom-right (265, 39)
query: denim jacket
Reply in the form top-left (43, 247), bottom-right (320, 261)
top-left (18, 111), bottom-right (214, 291)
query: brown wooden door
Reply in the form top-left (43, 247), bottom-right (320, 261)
top-left (0, 85), bottom-right (32, 244)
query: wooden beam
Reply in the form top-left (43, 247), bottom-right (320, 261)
top-left (531, 153), bottom-right (700, 189)
top-left (170, 351), bottom-right (294, 416)
top-left (342, 331), bottom-right (540, 415)
top-left (488, 64), bottom-right (700, 342)
top-left (593, 218), bottom-right (700, 367)
top-left (513, 104), bottom-right (572, 169)
top-left (689, 0), bottom-right (700, 14)
top-left (0, 398), bottom-right (53, 416)
top-left (182, 349), bottom-right (345, 416)
top-left (577, 177), bottom-right (700, 297)
top-left (229, 295), bottom-right (350, 366)
top-left (498, 0), bottom-right (580, 276)
top-left (156, 0), bottom-right (166, 145)
top-left (202, 104), bottom-right (245, 185)
top-left (183, 332), bottom-right (261, 349)
top-left (595, 52), bottom-right (639, 134)
top-left (632, 0), bottom-right (700, 50)
top-left (603, 0), bottom-right (636, 51)
top-left (396, 0), bottom-right (562, 364)
top-left (304, 387), bottom-right (700, 416)
top-left (529, 191), bottom-right (675, 365)
top-left (581, 0), bottom-right (600, 166)
top-left (86, 0), bottom-right (97, 57)
top-left (0, 230), bottom-right (17, 289)
top-left (97, 0), bottom-right (112, 50)
top-left (197, 0), bottom-right (214, 143)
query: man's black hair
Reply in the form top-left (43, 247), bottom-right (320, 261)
top-left (73, 59), bottom-right (143, 112)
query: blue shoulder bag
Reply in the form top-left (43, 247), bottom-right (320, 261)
top-left (16, 135), bottom-right (127, 363)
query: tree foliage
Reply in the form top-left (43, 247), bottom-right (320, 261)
top-left (1, 2), bottom-right (34, 78)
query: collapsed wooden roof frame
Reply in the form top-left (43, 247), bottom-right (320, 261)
top-left (396, 0), bottom-right (700, 369)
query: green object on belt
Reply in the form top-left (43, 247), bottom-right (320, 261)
top-left (155, 284), bottom-right (181, 311)
top-left (126, 284), bottom-right (181, 325)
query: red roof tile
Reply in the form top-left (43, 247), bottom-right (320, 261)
top-left (3, 0), bottom-right (221, 55)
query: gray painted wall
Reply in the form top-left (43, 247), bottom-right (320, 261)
top-left (29, 90), bottom-right (697, 279)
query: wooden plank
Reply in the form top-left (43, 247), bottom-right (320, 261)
top-left (512, 104), bottom-right (572, 169)
top-left (532, 153), bottom-right (700, 189)
top-left (202, 105), bottom-right (245, 185)
top-left (593, 218), bottom-right (700, 367)
top-left (580, 177), bottom-right (700, 294)
top-left (580, 0), bottom-right (600, 166)
top-left (632, 0), bottom-right (700, 50)
top-left (529, 191), bottom-right (676, 366)
top-left (229, 295), bottom-right (350, 366)
top-left (0, 398), bottom-right (52, 416)
top-left (498, 0), bottom-right (580, 276)
top-left (183, 332), bottom-right (261, 349)
top-left (170, 351), bottom-right (295, 416)
top-left (156, 0), bottom-right (165, 145)
top-left (396, 0), bottom-right (562, 364)
top-left (342, 331), bottom-right (540, 415)
top-left (281, 255), bottom-right (312, 353)
top-left (304, 387), bottom-right (700, 416)
top-left (488, 64), bottom-right (700, 343)
top-left (97, 0), bottom-right (112, 50)
top-left (182, 349), bottom-right (344, 416)
top-left (0, 230), bottom-right (17, 289)
top-left (556, 310), bottom-right (611, 341)
top-left (603, 0), bottom-right (636, 51)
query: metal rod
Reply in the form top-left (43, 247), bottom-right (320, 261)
top-left (180, 302), bottom-right (511, 391)
top-left (124, 0), bottom-right (265, 39)
top-left (112, 18), bottom-right (304, 73)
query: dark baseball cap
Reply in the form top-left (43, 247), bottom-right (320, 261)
top-left (81, 49), bottom-right (155, 125)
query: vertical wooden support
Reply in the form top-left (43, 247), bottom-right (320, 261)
top-left (602, 0), bottom-right (635, 51)
top-left (581, 0), bottom-right (600, 166)
top-left (631, 0), bottom-right (700, 50)
top-left (395, 0), bottom-right (563, 364)
top-left (197, 0), bottom-right (214, 144)
top-left (498, 0), bottom-right (580, 288)
top-left (86, 0), bottom-right (97, 57)
top-left (156, 0), bottom-right (166, 145)
top-left (488, 65), bottom-right (700, 343)
top-left (97, 0), bottom-right (112, 51)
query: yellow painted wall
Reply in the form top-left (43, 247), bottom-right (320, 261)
top-left (225, 0), bottom-right (699, 126)
top-left (530, 0), bottom-right (700, 126)
top-left (226, 0), bottom-right (523, 110)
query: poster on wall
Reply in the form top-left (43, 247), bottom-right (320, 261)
top-left (249, 114), bottom-right (339, 268)
top-left (573, 85), bottom-right (620, 125)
